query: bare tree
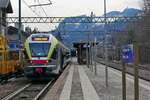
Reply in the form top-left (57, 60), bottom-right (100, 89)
top-left (143, 0), bottom-right (150, 15)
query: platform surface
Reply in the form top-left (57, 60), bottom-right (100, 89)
top-left (43, 58), bottom-right (150, 100)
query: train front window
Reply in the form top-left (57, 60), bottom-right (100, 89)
top-left (29, 43), bottom-right (50, 57)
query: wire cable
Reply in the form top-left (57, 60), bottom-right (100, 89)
top-left (37, 0), bottom-right (48, 17)
top-left (22, 0), bottom-right (51, 29)
top-left (22, 0), bottom-right (40, 17)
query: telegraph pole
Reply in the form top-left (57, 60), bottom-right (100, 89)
top-left (104, 0), bottom-right (108, 87)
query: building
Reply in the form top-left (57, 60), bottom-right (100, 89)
top-left (0, 0), bottom-right (13, 36)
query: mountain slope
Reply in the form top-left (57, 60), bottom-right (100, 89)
top-left (52, 8), bottom-right (141, 47)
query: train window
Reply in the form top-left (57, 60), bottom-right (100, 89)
top-left (29, 43), bottom-right (50, 57)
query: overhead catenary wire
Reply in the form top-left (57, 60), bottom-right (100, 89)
top-left (22, 0), bottom-right (51, 29)
top-left (29, 0), bottom-right (52, 7)
top-left (37, 0), bottom-right (58, 32)
top-left (22, 0), bottom-right (41, 17)
top-left (37, 0), bottom-right (48, 18)
top-left (37, 0), bottom-right (54, 29)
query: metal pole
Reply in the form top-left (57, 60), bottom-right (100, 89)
top-left (18, 0), bottom-right (22, 64)
top-left (86, 46), bottom-right (89, 68)
top-left (90, 45), bottom-right (92, 71)
top-left (94, 38), bottom-right (97, 75)
top-left (92, 45), bottom-right (94, 72)
top-left (90, 12), bottom-right (93, 71)
top-left (122, 63), bottom-right (126, 100)
top-left (104, 0), bottom-right (108, 87)
top-left (19, 0), bottom-right (22, 41)
top-left (87, 24), bottom-right (90, 68)
top-left (134, 44), bottom-right (139, 100)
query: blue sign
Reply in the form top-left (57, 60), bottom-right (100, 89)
top-left (83, 44), bottom-right (90, 48)
top-left (122, 44), bottom-right (134, 63)
top-left (9, 43), bottom-right (17, 48)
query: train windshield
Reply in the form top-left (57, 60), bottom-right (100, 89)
top-left (29, 43), bottom-right (50, 57)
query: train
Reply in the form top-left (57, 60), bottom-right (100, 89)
top-left (0, 36), bottom-right (23, 81)
top-left (24, 33), bottom-right (71, 80)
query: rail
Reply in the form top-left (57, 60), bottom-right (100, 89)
top-left (96, 57), bottom-right (150, 81)
top-left (2, 80), bottom-right (54, 100)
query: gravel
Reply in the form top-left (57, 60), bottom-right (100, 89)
top-left (0, 77), bottom-right (30, 99)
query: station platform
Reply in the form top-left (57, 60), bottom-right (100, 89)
top-left (43, 58), bottom-right (150, 100)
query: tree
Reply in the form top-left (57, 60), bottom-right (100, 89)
top-left (32, 27), bottom-right (39, 33)
top-left (143, 0), bottom-right (150, 15)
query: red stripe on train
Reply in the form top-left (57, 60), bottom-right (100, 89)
top-left (31, 60), bottom-right (48, 64)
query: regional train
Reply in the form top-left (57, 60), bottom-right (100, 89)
top-left (24, 33), bottom-right (71, 80)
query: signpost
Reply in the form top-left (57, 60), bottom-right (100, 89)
top-left (121, 44), bottom-right (139, 100)
top-left (122, 44), bottom-right (134, 64)
top-left (133, 44), bottom-right (139, 100)
top-left (121, 44), bottom-right (134, 100)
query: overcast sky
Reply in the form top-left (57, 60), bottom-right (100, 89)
top-left (9, 0), bottom-right (142, 31)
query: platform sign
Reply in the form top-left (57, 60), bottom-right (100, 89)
top-left (122, 44), bottom-right (134, 64)
top-left (83, 44), bottom-right (90, 48)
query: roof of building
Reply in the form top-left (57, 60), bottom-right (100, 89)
top-left (0, 0), bottom-right (13, 13)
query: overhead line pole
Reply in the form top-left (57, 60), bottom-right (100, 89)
top-left (104, 0), bottom-right (108, 87)
top-left (18, 0), bottom-right (22, 66)
top-left (19, 0), bottom-right (22, 41)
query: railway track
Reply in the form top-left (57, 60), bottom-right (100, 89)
top-left (2, 80), bottom-right (54, 100)
top-left (96, 57), bottom-right (150, 71)
top-left (96, 57), bottom-right (150, 81)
